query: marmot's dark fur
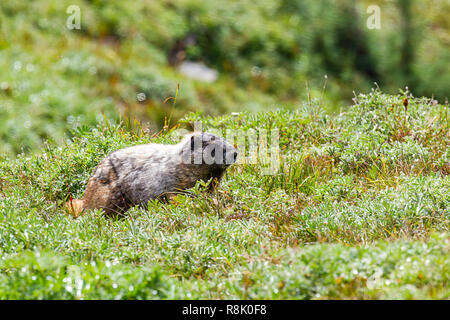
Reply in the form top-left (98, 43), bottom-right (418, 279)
top-left (66, 132), bottom-right (237, 217)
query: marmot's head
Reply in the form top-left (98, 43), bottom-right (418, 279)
top-left (180, 132), bottom-right (238, 169)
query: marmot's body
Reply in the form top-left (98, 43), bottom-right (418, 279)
top-left (68, 132), bottom-right (237, 217)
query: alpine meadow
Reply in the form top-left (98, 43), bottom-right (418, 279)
top-left (0, 0), bottom-right (448, 300)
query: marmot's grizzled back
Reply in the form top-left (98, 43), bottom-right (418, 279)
top-left (68, 132), bottom-right (237, 217)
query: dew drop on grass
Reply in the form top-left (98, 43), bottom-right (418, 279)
top-left (13, 61), bottom-right (22, 71)
top-left (0, 82), bottom-right (8, 90)
top-left (137, 92), bottom-right (146, 102)
top-left (26, 64), bottom-right (35, 72)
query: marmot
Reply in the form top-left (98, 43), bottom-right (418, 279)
top-left (66, 132), bottom-right (237, 217)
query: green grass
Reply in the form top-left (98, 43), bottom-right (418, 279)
top-left (1, 0), bottom-right (449, 156)
top-left (0, 91), bottom-right (448, 299)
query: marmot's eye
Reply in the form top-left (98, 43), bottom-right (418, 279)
top-left (211, 148), bottom-right (216, 157)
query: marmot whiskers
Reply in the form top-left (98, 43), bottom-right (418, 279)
top-left (66, 132), bottom-right (237, 217)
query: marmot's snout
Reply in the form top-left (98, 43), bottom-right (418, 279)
top-left (221, 142), bottom-right (238, 166)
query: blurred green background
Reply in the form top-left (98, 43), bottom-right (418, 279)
top-left (0, 0), bottom-right (448, 156)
